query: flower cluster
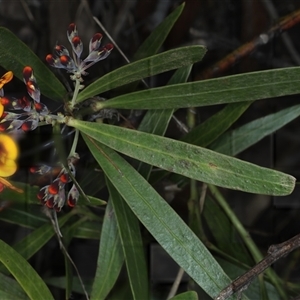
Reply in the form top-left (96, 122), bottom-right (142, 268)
top-left (0, 23), bottom-right (113, 209)
top-left (46, 23), bottom-right (113, 81)
top-left (34, 154), bottom-right (80, 212)
top-left (0, 67), bottom-right (51, 133)
top-left (0, 71), bottom-right (22, 193)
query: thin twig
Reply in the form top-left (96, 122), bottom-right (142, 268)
top-left (166, 268), bottom-right (185, 300)
top-left (215, 233), bottom-right (300, 300)
top-left (93, 15), bottom-right (149, 92)
top-left (199, 8), bottom-right (300, 79)
top-left (93, 16), bottom-right (131, 64)
top-left (46, 209), bottom-right (90, 300)
top-left (112, 1), bottom-right (137, 38)
top-left (199, 183), bottom-right (207, 213)
top-left (172, 115), bottom-right (189, 133)
top-left (19, 0), bottom-right (35, 23)
top-left (260, 0), bottom-right (300, 65)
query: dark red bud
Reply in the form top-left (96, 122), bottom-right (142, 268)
top-left (37, 190), bottom-right (46, 202)
top-left (105, 43), bottom-right (114, 51)
top-left (23, 66), bottom-right (33, 82)
top-left (60, 173), bottom-right (69, 184)
top-left (48, 180), bottom-right (60, 195)
top-left (68, 23), bottom-right (76, 35)
top-left (46, 197), bottom-right (54, 208)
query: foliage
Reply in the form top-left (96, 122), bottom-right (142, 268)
top-left (0, 3), bottom-right (299, 300)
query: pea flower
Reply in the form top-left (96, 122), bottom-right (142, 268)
top-left (0, 134), bottom-right (22, 194)
top-left (46, 23), bottom-right (113, 80)
top-left (0, 71), bottom-right (22, 193)
top-left (0, 67), bottom-right (52, 133)
top-left (0, 71), bottom-right (13, 116)
top-left (34, 154), bottom-right (80, 211)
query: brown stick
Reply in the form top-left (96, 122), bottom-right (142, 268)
top-left (215, 233), bottom-right (300, 300)
top-left (198, 9), bottom-right (300, 80)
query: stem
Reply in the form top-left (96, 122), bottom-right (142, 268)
top-left (71, 78), bottom-right (81, 108)
top-left (215, 233), bottom-right (300, 300)
top-left (166, 268), bottom-right (185, 300)
top-left (186, 107), bottom-right (206, 240)
top-left (69, 128), bottom-right (79, 157)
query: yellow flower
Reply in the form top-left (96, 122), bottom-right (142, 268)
top-left (0, 71), bottom-right (13, 117)
top-left (0, 134), bottom-right (18, 177)
top-left (0, 73), bottom-right (22, 194)
top-left (0, 134), bottom-right (22, 193)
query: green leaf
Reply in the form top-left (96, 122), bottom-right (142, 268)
top-left (0, 272), bottom-right (28, 300)
top-left (3, 213), bottom-right (76, 298)
top-left (0, 206), bottom-right (47, 229)
top-left (133, 3), bottom-right (184, 60)
top-left (150, 102), bottom-right (252, 186)
top-left (69, 120), bottom-right (295, 195)
top-left (0, 240), bottom-right (54, 300)
top-left (182, 102), bottom-right (253, 146)
top-left (0, 27), bottom-right (66, 101)
top-left (91, 200), bottom-right (124, 300)
top-left (203, 197), bottom-right (253, 265)
top-left (0, 212), bottom-right (73, 275)
top-left (137, 65), bottom-right (193, 178)
top-left (45, 276), bottom-right (92, 295)
top-left (106, 180), bottom-right (148, 300)
top-left (83, 136), bottom-right (233, 299)
top-left (99, 67), bottom-right (300, 110)
top-left (78, 195), bottom-right (106, 206)
top-left (76, 46), bottom-right (206, 102)
top-left (73, 220), bottom-right (102, 240)
top-left (170, 291), bottom-right (198, 300)
top-left (210, 104), bottom-right (300, 156)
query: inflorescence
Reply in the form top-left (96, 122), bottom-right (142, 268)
top-left (0, 23), bottom-right (113, 211)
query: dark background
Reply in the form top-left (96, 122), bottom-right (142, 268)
top-left (1, 0), bottom-right (300, 299)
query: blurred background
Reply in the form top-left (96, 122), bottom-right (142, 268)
top-left (1, 0), bottom-right (300, 299)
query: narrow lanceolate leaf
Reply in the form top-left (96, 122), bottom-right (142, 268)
top-left (170, 291), bottom-right (199, 300)
top-left (0, 240), bottom-right (54, 300)
top-left (98, 67), bottom-right (300, 110)
top-left (69, 120), bottom-right (295, 196)
top-left (182, 102), bottom-right (253, 146)
top-left (73, 221), bottom-right (102, 240)
top-left (137, 65), bottom-right (192, 178)
top-left (0, 27), bottom-right (66, 101)
top-left (0, 213), bottom-right (74, 275)
top-left (210, 104), bottom-right (300, 156)
top-left (76, 46), bottom-right (206, 102)
top-left (133, 3), bottom-right (184, 60)
top-left (203, 197), bottom-right (253, 265)
top-left (0, 206), bottom-right (48, 229)
top-left (13, 213), bottom-right (73, 261)
top-left (152, 102), bottom-right (252, 184)
top-left (91, 200), bottom-right (124, 300)
top-left (0, 272), bottom-right (27, 300)
top-left (83, 136), bottom-right (232, 299)
top-left (78, 195), bottom-right (106, 206)
top-left (106, 180), bottom-right (148, 300)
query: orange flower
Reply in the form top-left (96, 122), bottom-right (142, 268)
top-left (0, 71), bottom-right (13, 89)
top-left (0, 71), bottom-right (13, 117)
top-left (0, 134), bottom-right (22, 193)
